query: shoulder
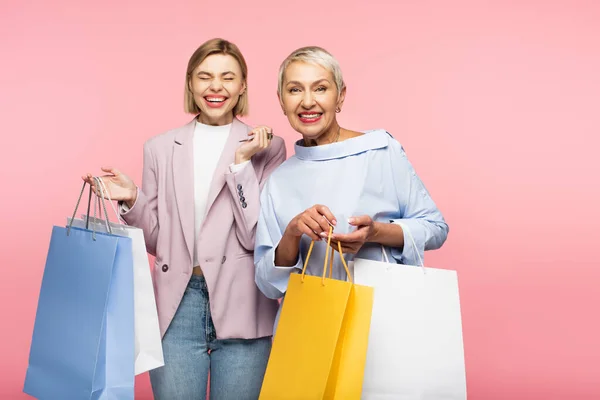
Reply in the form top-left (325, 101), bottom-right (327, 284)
top-left (363, 129), bottom-right (402, 148)
top-left (143, 120), bottom-right (195, 152)
top-left (270, 135), bottom-right (286, 155)
top-left (362, 129), bottom-right (408, 159)
top-left (262, 154), bottom-right (298, 187)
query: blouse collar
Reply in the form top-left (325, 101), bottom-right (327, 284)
top-left (294, 129), bottom-right (389, 161)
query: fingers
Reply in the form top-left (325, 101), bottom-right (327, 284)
top-left (259, 127), bottom-right (268, 149)
top-left (80, 174), bottom-right (109, 199)
top-left (259, 127), bottom-right (265, 148)
top-left (349, 215), bottom-right (372, 227)
top-left (301, 212), bottom-right (327, 238)
top-left (330, 225), bottom-right (369, 254)
top-left (251, 126), bottom-right (273, 150)
top-left (315, 205), bottom-right (337, 227)
top-left (101, 166), bottom-right (119, 176)
top-left (298, 220), bottom-right (321, 241)
top-left (309, 207), bottom-right (333, 233)
top-left (328, 240), bottom-right (358, 255)
top-left (294, 204), bottom-right (335, 242)
top-left (264, 126), bottom-right (273, 142)
top-left (81, 173), bottom-right (94, 184)
top-left (331, 230), bottom-right (364, 243)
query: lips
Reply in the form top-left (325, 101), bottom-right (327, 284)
top-left (204, 95), bottom-right (228, 108)
top-left (298, 112), bottom-right (323, 124)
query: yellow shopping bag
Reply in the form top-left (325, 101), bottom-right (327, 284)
top-left (259, 227), bottom-right (374, 400)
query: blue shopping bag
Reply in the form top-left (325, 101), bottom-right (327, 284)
top-left (24, 180), bottom-right (135, 399)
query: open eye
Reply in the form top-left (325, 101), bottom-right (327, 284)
top-left (315, 86), bottom-right (327, 92)
top-left (289, 87), bottom-right (301, 93)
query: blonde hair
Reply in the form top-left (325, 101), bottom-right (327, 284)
top-left (277, 46), bottom-right (346, 96)
top-left (184, 38), bottom-right (249, 116)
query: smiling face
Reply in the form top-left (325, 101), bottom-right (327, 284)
top-left (279, 61), bottom-right (346, 142)
top-left (189, 53), bottom-right (246, 125)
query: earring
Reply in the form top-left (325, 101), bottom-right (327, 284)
top-left (283, 110), bottom-right (287, 116)
top-left (335, 107), bottom-right (341, 113)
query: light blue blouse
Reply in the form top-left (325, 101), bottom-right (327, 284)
top-left (254, 129), bottom-right (449, 300)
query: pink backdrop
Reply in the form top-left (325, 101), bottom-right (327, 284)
top-left (1, 0), bottom-right (599, 398)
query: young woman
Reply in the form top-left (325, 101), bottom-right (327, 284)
top-left (85, 38), bottom-right (285, 399)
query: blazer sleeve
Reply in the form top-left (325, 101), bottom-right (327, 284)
top-left (119, 141), bottom-right (160, 256)
top-left (224, 137), bottom-right (287, 251)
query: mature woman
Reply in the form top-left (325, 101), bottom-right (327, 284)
top-left (84, 38), bottom-right (285, 399)
top-left (254, 46), bottom-right (448, 302)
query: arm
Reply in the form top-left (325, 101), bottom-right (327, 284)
top-left (329, 139), bottom-right (447, 260)
top-left (120, 142), bottom-right (160, 256)
top-left (254, 180), bottom-right (303, 300)
top-left (225, 137), bottom-right (287, 251)
top-left (386, 139), bottom-right (449, 265)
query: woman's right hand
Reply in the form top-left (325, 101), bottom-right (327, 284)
top-left (284, 204), bottom-right (337, 242)
top-left (81, 167), bottom-right (137, 207)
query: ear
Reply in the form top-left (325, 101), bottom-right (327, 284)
top-left (277, 91), bottom-right (285, 113)
top-left (240, 80), bottom-right (247, 96)
top-left (336, 86), bottom-right (347, 110)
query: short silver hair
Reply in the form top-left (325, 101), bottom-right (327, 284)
top-left (277, 46), bottom-right (346, 96)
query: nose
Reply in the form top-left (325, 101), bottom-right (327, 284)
top-left (300, 91), bottom-right (316, 109)
top-left (209, 78), bottom-right (223, 91)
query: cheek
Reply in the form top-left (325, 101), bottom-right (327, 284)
top-left (321, 95), bottom-right (338, 111)
top-left (191, 81), bottom-right (208, 95)
top-left (282, 96), bottom-right (298, 113)
top-left (226, 82), bottom-right (244, 94)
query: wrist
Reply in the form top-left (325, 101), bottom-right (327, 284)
top-left (283, 226), bottom-right (303, 242)
top-left (368, 221), bottom-right (382, 243)
top-left (235, 150), bottom-right (250, 165)
top-left (125, 187), bottom-right (137, 208)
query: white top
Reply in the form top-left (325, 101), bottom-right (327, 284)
top-left (193, 121), bottom-right (248, 265)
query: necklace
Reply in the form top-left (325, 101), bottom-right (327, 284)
top-left (305, 125), bottom-right (342, 147)
top-left (331, 125), bottom-right (341, 144)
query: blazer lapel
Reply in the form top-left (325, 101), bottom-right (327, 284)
top-left (204, 118), bottom-right (249, 216)
top-left (172, 118), bottom-right (196, 262)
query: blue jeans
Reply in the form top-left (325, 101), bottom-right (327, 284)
top-left (149, 275), bottom-right (272, 400)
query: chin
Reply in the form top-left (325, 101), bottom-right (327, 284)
top-left (203, 108), bottom-right (228, 118)
top-left (293, 122), bottom-right (325, 138)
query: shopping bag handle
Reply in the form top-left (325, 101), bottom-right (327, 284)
top-left (379, 222), bottom-right (425, 270)
top-left (300, 226), bottom-right (353, 286)
top-left (93, 177), bottom-right (112, 234)
top-left (67, 178), bottom-right (113, 239)
top-left (87, 176), bottom-right (126, 228)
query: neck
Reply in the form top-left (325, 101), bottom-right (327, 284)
top-left (309, 122), bottom-right (341, 146)
top-left (197, 112), bottom-right (234, 126)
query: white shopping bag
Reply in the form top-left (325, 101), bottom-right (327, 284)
top-left (353, 224), bottom-right (467, 399)
top-left (68, 178), bottom-right (164, 375)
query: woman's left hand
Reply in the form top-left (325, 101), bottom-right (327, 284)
top-left (235, 125), bottom-right (273, 164)
top-left (325, 215), bottom-right (378, 254)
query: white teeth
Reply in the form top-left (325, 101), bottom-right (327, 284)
top-left (206, 98), bottom-right (225, 102)
top-left (300, 113), bottom-right (321, 118)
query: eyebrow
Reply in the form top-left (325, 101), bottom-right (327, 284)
top-left (286, 78), bottom-right (331, 86)
top-left (197, 71), bottom-right (237, 76)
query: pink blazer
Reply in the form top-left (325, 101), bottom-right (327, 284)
top-left (121, 117), bottom-right (286, 339)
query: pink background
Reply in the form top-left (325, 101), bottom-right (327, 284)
top-left (1, 0), bottom-right (599, 398)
